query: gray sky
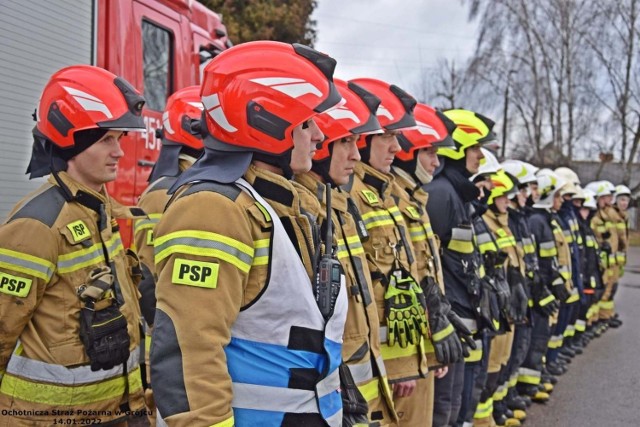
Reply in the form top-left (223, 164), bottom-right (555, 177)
top-left (313, 0), bottom-right (479, 96)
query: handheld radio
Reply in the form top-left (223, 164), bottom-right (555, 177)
top-left (316, 183), bottom-right (342, 320)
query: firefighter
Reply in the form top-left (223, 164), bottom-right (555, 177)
top-left (577, 189), bottom-right (606, 335)
top-left (0, 65), bottom-right (147, 426)
top-left (517, 171), bottom-right (568, 401)
top-left (392, 103), bottom-right (476, 425)
top-left (424, 109), bottom-right (498, 426)
top-left (149, 41), bottom-right (347, 426)
top-left (538, 168), bottom-right (582, 371)
top-left (610, 184), bottom-right (631, 318)
top-left (345, 77), bottom-right (436, 426)
top-left (584, 181), bottom-right (621, 328)
top-left (480, 170), bottom-right (530, 427)
top-left (132, 86), bottom-right (205, 423)
top-left (293, 78), bottom-right (400, 426)
top-left (500, 160), bottom-right (553, 412)
top-left (613, 184), bottom-right (632, 279)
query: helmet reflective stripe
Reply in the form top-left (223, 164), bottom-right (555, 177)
top-left (250, 77), bottom-right (323, 98)
top-left (202, 93), bottom-right (238, 133)
top-left (327, 106), bottom-right (361, 123)
top-left (376, 105), bottom-right (394, 120)
top-left (415, 121), bottom-right (440, 138)
top-left (63, 86), bottom-right (113, 119)
top-left (162, 111), bottom-right (174, 134)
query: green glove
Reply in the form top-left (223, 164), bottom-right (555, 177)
top-left (384, 269), bottom-right (428, 348)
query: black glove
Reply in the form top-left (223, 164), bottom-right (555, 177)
top-left (447, 310), bottom-right (477, 357)
top-left (507, 267), bottom-right (528, 323)
top-left (339, 363), bottom-right (369, 427)
top-left (493, 269), bottom-right (512, 316)
top-left (529, 271), bottom-right (559, 316)
top-left (479, 276), bottom-right (501, 332)
top-left (422, 277), bottom-right (465, 365)
top-left (550, 272), bottom-right (570, 303)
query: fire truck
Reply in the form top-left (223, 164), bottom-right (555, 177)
top-left (0, 0), bottom-right (231, 246)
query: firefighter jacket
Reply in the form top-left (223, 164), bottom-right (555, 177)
top-left (527, 209), bottom-right (566, 292)
top-left (577, 213), bottom-right (603, 294)
top-left (483, 209), bottom-right (520, 273)
top-left (557, 201), bottom-right (584, 301)
top-left (510, 206), bottom-right (539, 279)
top-left (293, 172), bottom-right (397, 424)
top-left (348, 162), bottom-right (427, 382)
top-left (609, 206), bottom-right (629, 267)
top-left (151, 164), bottom-right (347, 427)
top-left (134, 157), bottom-right (194, 327)
top-left (0, 172), bottom-right (145, 426)
top-left (551, 211), bottom-right (575, 299)
top-left (391, 168), bottom-right (442, 368)
top-left (424, 164), bottom-right (483, 325)
top-left (590, 207), bottom-right (619, 285)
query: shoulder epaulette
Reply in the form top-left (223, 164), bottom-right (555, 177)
top-left (180, 180), bottom-right (242, 202)
top-left (8, 185), bottom-right (66, 227)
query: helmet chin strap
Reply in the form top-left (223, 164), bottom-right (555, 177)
top-left (252, 149), bottom-right (294, 179)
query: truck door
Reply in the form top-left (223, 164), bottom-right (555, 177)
top-left (107, 0), bottom-right (185, 246)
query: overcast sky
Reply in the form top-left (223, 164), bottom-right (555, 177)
top-left (313, 0), bottom-right (479, 96)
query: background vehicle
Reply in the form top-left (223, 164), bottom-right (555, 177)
top-left (0, 0), bottom-right (231, 246)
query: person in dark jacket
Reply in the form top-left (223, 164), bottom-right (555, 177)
top-left (424, 109), bottom-right (496, 426)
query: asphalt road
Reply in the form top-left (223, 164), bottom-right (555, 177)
top-left (526, 246), bottom-right (640, 426)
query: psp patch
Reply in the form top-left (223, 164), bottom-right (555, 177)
top-left (0, 272), bottom-right (32, 298)
top-left (360, 190), bottom-right (380, 205)
top-left (172, 259), bottom-right (219, 289)
top-left (66, 220), bottom-right (91, 243)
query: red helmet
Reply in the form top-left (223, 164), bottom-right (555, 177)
top-left (35, 65), bottom-right (145, 149)
top-left (200, 41), bottom-right (341, 155)
top-left (313, 79), bottom-right (383, 161)
top-left (395, 104), bottom-right (456, 161)
top-left (161, 86), bottom-right (204, 150)
top-left (348, 78), bottom-right (416, 149)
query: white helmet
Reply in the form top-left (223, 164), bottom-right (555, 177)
top-left (572, 185), bottom-right (586, 201)
top-left (584, 180), bottom-right (614, 198)
top-left (533, 171), bottom-right (566, 209)
top-left (614, 184), bottom-right (631, 202)
top-left (471, 148), bottom-right (502, 181)
top-left (536, 168), bottom-right (554, 178)
top-left (582, 189), bottom-right (597, 210)
top-left (501, 159), bottom-right (538, 185)
top-left (554, 166), bottom-right (580, 196)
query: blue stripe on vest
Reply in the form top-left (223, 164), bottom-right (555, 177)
top-left (233, 408), bottom-right (285, 426)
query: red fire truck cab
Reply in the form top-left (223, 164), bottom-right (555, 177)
top-left (0, 0), bottom-right (231, 247)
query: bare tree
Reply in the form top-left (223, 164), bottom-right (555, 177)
top-left (582, 0), bottom-right (640, 187)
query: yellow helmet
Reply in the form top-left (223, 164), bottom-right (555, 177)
top-left (488, 170), bottom-right (517, 205)
top-left (438, 109), bottom-right (497, 160)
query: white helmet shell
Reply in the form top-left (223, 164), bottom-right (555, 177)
top-left (582, 189), bottom-right (597, 210)
top-left (501, 159), bottom-right (538, 185)
top-left (614, 184), bottom-right (631, 201)
top-left (584, 181), bottom-right (614, 198)
top-left (533, 171), bottom-right (566, 209)
top-left (470, 148), bottom-right (501, 181)
top-left (554, 167), bottom-right (580, 196)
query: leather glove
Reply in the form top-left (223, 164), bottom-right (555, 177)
top-left (339, 364), bottom-right (369, 427)
top-left (479, 276), bottom-right (501, 332)
top-left (384, 269), bottom-right (428, 348)
top-left (529, 271), bottom-right (559, 316)
top-left (493, 269), bottom-right (512, 316)
top-left (422, 277), bottom-right (465, 364)
top-left (507, 267), bottom-right (528, 323)
top-left (447, 310), bottom-right (477, 357)
top-left (550, 273), bottom-right (570, 303)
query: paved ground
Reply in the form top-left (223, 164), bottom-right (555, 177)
top-left (526, 246), bottom-right (640, 426)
